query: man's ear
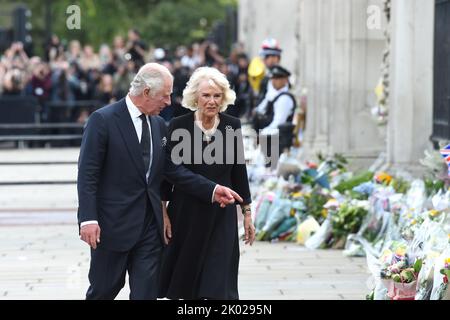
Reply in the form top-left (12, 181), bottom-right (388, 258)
top-left (144, 87), bottom-right (150, 97)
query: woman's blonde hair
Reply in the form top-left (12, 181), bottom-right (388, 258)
top-left (181, 66), bottom-right (236, 112)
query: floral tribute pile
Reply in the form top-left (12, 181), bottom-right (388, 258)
top-left (244, 144), bottom-right (450, 300)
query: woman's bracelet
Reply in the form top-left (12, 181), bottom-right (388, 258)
top-left (241, 207), bottom-right (251, 216)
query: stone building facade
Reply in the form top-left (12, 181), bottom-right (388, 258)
top-left (239, 0), bottom-right (434, 173)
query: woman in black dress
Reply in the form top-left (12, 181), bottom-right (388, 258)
top-left (158, 67), bottom-right (255, 300)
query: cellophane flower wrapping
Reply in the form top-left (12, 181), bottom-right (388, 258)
top-left (430, 248), bottom-right (450, 300)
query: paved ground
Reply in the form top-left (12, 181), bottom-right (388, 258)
top-left (0, 148), bottom-right (371, 300)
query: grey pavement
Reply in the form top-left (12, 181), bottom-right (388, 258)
top-left (0, 148), bottom-right (371, 300)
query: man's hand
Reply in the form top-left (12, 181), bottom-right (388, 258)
top-left (214, 185), bottom-right (243, 208)
top-left (80, 224), bottom-right (101, 249)
top-left (162, 204), bottom-right (172, 245)
top-left (243, 214), bottom-right (255, 245)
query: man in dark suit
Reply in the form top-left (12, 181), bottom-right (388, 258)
top-left (77, 63), bottom-right (242, 300)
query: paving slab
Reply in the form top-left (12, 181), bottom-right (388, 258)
top-left (0, 224), bottom-right (371, 300)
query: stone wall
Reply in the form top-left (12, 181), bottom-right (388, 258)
top-left (239, 0), bottom-right (387, 168)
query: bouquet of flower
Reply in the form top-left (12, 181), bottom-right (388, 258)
top-left (254, 191), bottom-right (276, 231)
top-left (327, 200), bottom-right (369, 249)
top-left (334, 171), bottom-right (374, 194)
top-left (400, 213), bottom-right (424, 242)
top-left (296, 215), bottom-right (321, 245)
top-left (420, 147), bottom-right (450, 194)
top-left (430, 250), bottom-right (450, 300)
top-left (415, 254), bottom-right (439, 300)
top-left (303, 187), bottom-right (330, 224)
top-left (352, 181), bottom-right (376, 200)
top-left (380, 252), bottom-right (422, 300)
top-left (437, 257), bottom-right (450, 300)
top-left (362, 186), bottom-right (396, 242)
top-left (381, 193), bottom-right (406, 245)
top-left (256, 198), bottom-right (292, 241)
top-left (307, 152), bottom-right (348, 189)
top-left (405, 179), bottom-right (427, 216)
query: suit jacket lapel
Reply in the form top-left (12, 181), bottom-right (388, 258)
top-left (114, 99), bottom-right (146, 180)
top-left (147, 116), bottom-right (161, 183)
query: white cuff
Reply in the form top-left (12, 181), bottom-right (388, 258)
top-left (211, 185), bottom-right (219, 203)
top-left (80, 220), bottom-right (98, 227)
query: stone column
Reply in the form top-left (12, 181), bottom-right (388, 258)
top-left (388, 0), bottom-right (434, 171)
top-left (302, 0), bottom-right (386, 165)
top-left (301, 0), bottom-right (331, 154)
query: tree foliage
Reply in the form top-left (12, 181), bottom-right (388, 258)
top-left (1, 0), bottom-right (237, 55)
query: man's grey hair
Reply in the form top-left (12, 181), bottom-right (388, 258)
top-left (129, 63), bottom-right (173, 96)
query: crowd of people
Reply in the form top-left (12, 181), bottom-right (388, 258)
top-left (0, 29), bottom-right (253, 124)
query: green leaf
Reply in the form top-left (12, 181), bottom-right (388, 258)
top-left (413, 259), bottom-right (422, 274)
top-left (440, 269), bottom-right (450, 277)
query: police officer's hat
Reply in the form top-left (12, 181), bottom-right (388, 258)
top-left (260, 38), bottom-right (282, 57)
top-left (268, 65), bottom-right (291, 78)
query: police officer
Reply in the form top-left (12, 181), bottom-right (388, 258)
top-left (254, 65), bottom-right (295, 134)
top-left (254, 65), bottom-right (296, 169)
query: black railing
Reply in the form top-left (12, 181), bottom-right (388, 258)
top-left (0, 96), bottom-right (101, 147)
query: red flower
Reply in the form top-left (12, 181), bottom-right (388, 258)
top-left (307, 161), bottom-right (318, 169)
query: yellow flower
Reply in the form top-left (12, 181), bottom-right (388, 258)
top-left (291, 192), bottom-right (303, 198)
top-left (445, 257), bottom-right (450, 264)
top-left (321, 209), bottom-right (328, 218)
top-left (411, 219), bottom-right (417, 225)
top-left (428, 210), bottom-right (440, 218)
top-left (395, 247), bottom-right (406, 256)
top-left (374, 79), bottom-right (384, 102)
top-left (375, 172), bottom-right (392, 184)
top-left (289, 208), bottom-right (296, 216)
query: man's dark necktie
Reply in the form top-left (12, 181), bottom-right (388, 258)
top-left (139, 114), bottom-right (150, 173)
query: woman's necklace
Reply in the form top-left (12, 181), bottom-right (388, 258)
top-left (194, 111), bottom-right (220, 143)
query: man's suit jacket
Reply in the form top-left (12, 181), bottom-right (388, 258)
top-left (77, 98), bottom-right (216, 251)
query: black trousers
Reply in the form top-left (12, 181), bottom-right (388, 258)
top-left (86, 201), bottom-right (162, 300)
